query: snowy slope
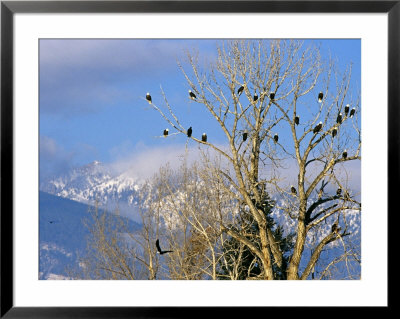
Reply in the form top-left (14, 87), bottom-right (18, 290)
top-left (39, 191), bottom-right (140, 279)
top-left (40, 161), bottom-right (142, 217)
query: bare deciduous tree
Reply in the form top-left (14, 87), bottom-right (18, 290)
top-left (149, 39), bottom-right (361, 280)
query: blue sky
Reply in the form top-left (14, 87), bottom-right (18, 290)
top-left (39, 39), bottom-right (361, 181)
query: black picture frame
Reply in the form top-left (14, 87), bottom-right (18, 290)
top-left (1, 1), bottom-right (396, 317)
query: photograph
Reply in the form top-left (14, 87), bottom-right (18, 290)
top-left (39, 38), bottom-right (361, 280)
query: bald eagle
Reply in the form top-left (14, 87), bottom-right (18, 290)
top-left (350, 108), bottom-right (356, 117)
top-left (202, 133), bottom-right (207, 142)
top-left (313, 121), bottom-right (323, 134)
top-left (270, 92), bottom-right (275, 100)
top-left (318, 92), bottom-right (323, 103)
top-left (189, 90), bottom-right (197, 99)
top-left (336, 188), bottom-right (342, 196)
top-left (294, 116), bottom-right (300, 125)
top-left (253, 92), bottom-right (258, 102)
top-left (273, 133), bottom-right (279, 143)
top-left (337, 113), bottom-right (342, 124)
top-left (332, 127), bottom-right (337, 138)
top-left (243, 131), bottom-right (248, 142)
top-left (146, 92), bottom-right (152, 104)
top-left (156, 239), bottom-right (173, 255)
top-left (291, 185), bottom-right (297, 195)
top-left (187, 127), bottom-right (192, 138)
top-left (163, 129), bottom-right (169, 137)
top-left (331, 221), bottom-right (339, 233)
top-left (237, 85), bottom-right (244, 96)
top-left (344, 104), bottom-right (350, 116)
top-left (342, 150), bottom-right (347, 159)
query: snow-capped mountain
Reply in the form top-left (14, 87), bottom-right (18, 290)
top-left (40, 161), bottom-right (142, 216)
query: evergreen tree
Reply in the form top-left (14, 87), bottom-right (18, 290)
top-left (218, 186), bottom-right (295, 280)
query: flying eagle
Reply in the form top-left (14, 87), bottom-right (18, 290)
top-left (350, 108), bottom-right (356, 117)
top-left (291, 185), bottom-right (297, 195)
top-left (163, 129), bottom-right (169, 137)
top-left (253, 92), bottom-right (258, 102)
top-left (318, 92), bottom-right (323, 103)
top-left (344, 104), bottom-right (350, 116)
top-left (313, 121), bottom-right (323, 134)
top-left (243, 131), bottom-right (248, 142)
top-left (294, 116), bottom-right (300, 125)
top-left (237, 85), bottom-right (244, 96)
top-left (273, 133), bottom-right (279, 143)
top-left (155, 239), bottom-right (173, 255)
top-left (332, 127), bottom-right (337, 138)
top-left (342, 150), bottom-right (347, 159)
top-left (187, 126), bottom-right (192, 138)
top-left (189, 90), bottom-right (197, 99)
top-left (146, 92), bottom-right (152, 104)
top-left (336, 113), bottom-right (343, 124)
top-left (202, 133), bottom-right (207, 142)
top-left (270, 92), bottom-right (275, 100)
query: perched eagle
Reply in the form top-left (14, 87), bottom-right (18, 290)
top-left (318, 92), bottom-right (323, 103)
top-left (243, 131), bottom-right (248, 142)
top-left (350, 108), bottom-right (356, 117)
top-left (155, 239), bottom-right (173, 255)
top-left (331, 221), bottom-right (339, 233)
top-left (273, 133), bottom-right (279, 143)
top-left (187, 126), bottom-right (192, 138)
top-left (336, 188), bottom-right (342, 196)
top-left (313, 121), bottom-right (323, 134)
top-left (332, 127), bottom-right (337, 138)
top-left (291, 185), bottom-right (297, 195)
top-left (342, 150), bottom-right (348, 160)
top-left (163, 129), bottom-right (169, 137)
top-left (270, 92), bottom-right (275, 100)
top-left (253, 92), bottom-right (258, 102)
top-left (202, 133), bottom-right (207, 142)
top-left (146, 92), bottom-right (152, 104)
top-left (344, 104), bottom-right (350, 116)
top-left (189, 90), bottom-right (197, 99)
top-left (337, 113), bottom-right (343, 124)
top-left (294, 116), bottom-right (300, 125)
top-left (237, 85), bottom-right (244, 96)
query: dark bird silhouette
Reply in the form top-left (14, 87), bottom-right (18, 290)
top-left (337, 113), bottom-right (343, 124)
top-left (344, 104), bottom-right (350, 116)
top-left (202, 133), bottom-right (207, 142)
top-left (270, 92), bottom-right (275, 100)
top-left (331, 221), bottom-right (339, 233)
top-left (342, 150), bottom-right (347, 160)
top-left (187, 127), bottom-right (192, 138)
top-left (350, 108), bottom-right (356, 117)
top-left (146, 92), bottom-right (152, 104)
top-left (332, 127), bottom-right (337, 138)
top-left (243, 131), bottom-right (248, 142)
top-left (336, 188), bottom-right (342, 196)
top-left (253, 92), bottom-right (258, 102)
top-left (163, 129), bottom-right (169, 137)
top-left (237, 85), bottom-right (244, 96)
top-left (156, 239), bottom-right (173, 255)
top-left (189, 90), bottom-right (197, 99)
top-left (291, 185), bottom-right (297, 195)
top-left (273, 133), bottom-right (279, 144)
top-left (313, 121), bottom-right (323, 134)
top-left (49, 221), bottom-right (58, 224)
top-left (294, 116), bottom-right (299, 125)
top-left (318, 92), bottom-right (323, 103)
